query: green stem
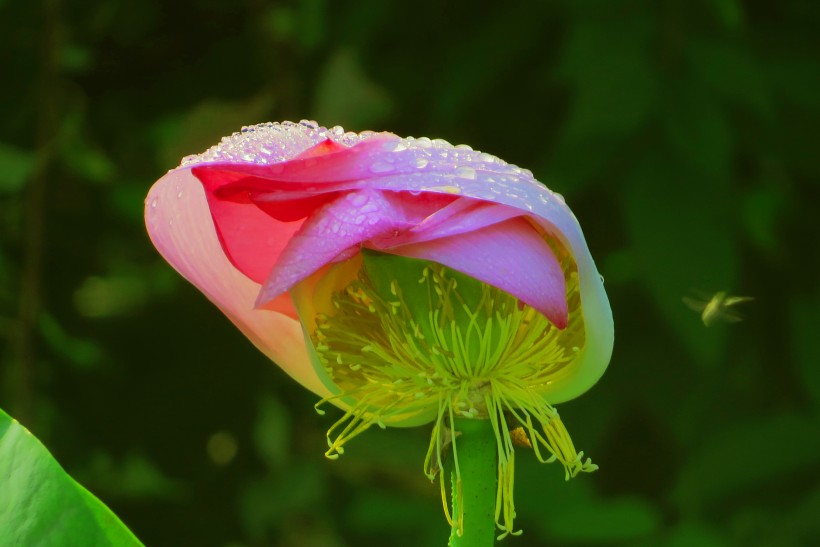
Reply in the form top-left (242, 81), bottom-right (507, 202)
top-left (448, 418), bottom-right (497, 547)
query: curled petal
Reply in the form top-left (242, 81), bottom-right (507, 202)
top-left (144, 169), bottom-right (329, 397)
top-left (201, 174), bottom-right (303, 284)
top-left (391, 218), bottom-right (568, 329)
top-left (256, 189), bottom-right (455, 306)
top-left (387, 199), bottom-right (524, 246)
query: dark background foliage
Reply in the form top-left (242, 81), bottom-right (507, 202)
top-left (2, 0), bottom-right (819, 545)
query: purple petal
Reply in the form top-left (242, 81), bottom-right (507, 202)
top-left (391, 217), bottom-right (568, 329)
top-left (392, 199), bottom-right (525, 246)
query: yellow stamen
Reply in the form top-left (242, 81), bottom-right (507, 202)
top-left (309, 245), bottom-right (595, 535)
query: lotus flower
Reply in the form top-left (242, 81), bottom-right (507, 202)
top-left (145, 120), bottom-right (614, 536)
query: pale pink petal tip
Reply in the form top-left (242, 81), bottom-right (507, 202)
top-left (144, 169), bottom-right (330, 398)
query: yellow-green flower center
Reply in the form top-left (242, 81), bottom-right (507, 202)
top-left (308, 246), bottom-right (596, 537)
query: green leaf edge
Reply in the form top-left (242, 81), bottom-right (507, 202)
top-left (0, 406), bottom-right (143, 546)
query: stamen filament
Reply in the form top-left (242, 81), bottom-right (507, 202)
top-left (305, 248), bottom-right (595, 536)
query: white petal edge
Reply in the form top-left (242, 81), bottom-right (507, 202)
top-left (532, 211), bottom-right (614, 405)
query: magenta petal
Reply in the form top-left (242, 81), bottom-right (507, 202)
top-left (193, 167), bottom-right (305, 284)
top-left (190, 136), bottom-right (402, 282)
top-left (205, 188), bottom-right (303, 284)
top-left (191, 134), bottom-right (399, 193)
top-left (393, 199), bottom-right (525, 246)
top-left (393, 218), bottom-right (568, 328)
top-left (255, 189), bottom-right (440, 306)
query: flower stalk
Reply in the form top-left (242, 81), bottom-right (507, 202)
top-left (448, 418), bottom-right (498, 547)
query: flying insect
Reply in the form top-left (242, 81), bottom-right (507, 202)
top-left (683, 291), bottom-right (754, 327)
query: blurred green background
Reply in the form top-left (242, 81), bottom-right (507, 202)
top-left (2, 0), bottom-right (819, 545)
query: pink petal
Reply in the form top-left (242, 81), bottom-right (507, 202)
top-left (144, 169), bottom-right (330, 397)
top-left (194, 134), bottom-right (399, 187)
top-left (389, 199), bottom-right (525, 246)
top-left (292, 138), bottom-right (350, 159)
top-left (201, 175), bottom-right (304, 284)
top-left (189, 137), bottom-right (401, 282)
top-left (255, 189), bottom-right (455, 306)
top-left (392, 217), bottom-right (568, 329)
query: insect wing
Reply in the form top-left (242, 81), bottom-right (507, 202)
top-left (724, 296), bottom-right (755, 306)
top-left (682, 296), bottom-right (707, 313)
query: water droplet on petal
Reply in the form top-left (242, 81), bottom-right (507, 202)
top-left (382, 141), bottom-right (407, 152)
top-left (150, 199), bottom-right (158, 208)
top-left (414, 158), bottom-right (429, 169)
top-left (177, 191), bottom-right (183, 198)
top-left (348, 193), bottom-right (368, 206)
top-left (455, 166), bottom-right (476, 180)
